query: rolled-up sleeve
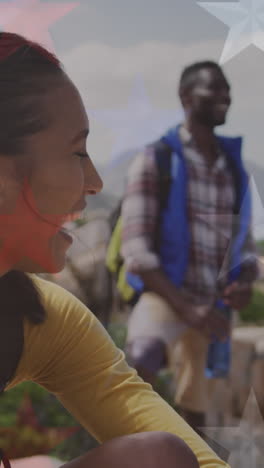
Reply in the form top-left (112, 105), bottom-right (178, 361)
top-left (121, 148), bottom-right (161, 273)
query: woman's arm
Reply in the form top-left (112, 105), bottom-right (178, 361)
top-left (17, 276), bottom-right (229, 468)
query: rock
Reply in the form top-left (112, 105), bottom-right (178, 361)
top-left (205, 327), bottom-right (264, 427)
top-left (40, 215), bottom-right (113, 327)
top-left (11, 456), bottom-right (62, 467)
top-left (232, 327), bottom-right (264, 416)
top-left (229, 327), bottom-right (264, 424)
top-left (233, 326), bottom-right (264, 345)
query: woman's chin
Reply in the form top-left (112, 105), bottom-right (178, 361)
top-left (43, 249), bottom-right (68, 273)
top-left (42, 257), bottom-right (66, 274)
top-left (7, 233), bottom-right (72, 274)
top-left (14, 256), bottom-right (66, 274)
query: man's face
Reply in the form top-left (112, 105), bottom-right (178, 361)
top-left (183, 67), bottom-right (231, 127)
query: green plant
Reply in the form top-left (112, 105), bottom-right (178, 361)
top-left (256, 240), bottom-right (264, 256)
top-left (0, 394), bottom-right (80, 459)
top-left (0, 382), bottom-right (96, 461)
top-left (74, 218), bottom-right (88, 228)
top-left (108, 322), bottom-right (127, 350)
top-left (239, 287), bottom-right (264, 324)
top-left (0, 323), bottom-right (129, 461)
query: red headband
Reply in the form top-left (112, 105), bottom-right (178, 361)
top-left (0, 32), bottom-right (59, 65)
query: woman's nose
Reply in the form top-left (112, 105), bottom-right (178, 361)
top-left (84, 157), bottom-right (103, 195)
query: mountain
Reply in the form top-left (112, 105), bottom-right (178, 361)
top-left (93, 151), bottom-right (264, 240)
top-left (100, 148), bottom-right (139, 199)
top-left (100, 151), bottom-right (264, 200)
top-left (86, 148), bottom-right (139, 214)
top-left (85, 190), bottom-right (118, 213)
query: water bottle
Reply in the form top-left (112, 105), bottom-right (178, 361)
top-left (205, 300), bottom-right (232, 379)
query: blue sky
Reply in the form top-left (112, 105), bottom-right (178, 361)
top-left (1, 0), bottom-right (264, 235)
top-left (50, 0), bottom-right (233, 51)
top-left (57, 1), bottom-right (264, 166)
top-left (59, 0), bottom-right (264, 236)
top-left (0, 1), bottom-right (262, 167)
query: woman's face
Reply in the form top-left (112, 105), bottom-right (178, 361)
top-left (0, 76), bottom-right (103, 274)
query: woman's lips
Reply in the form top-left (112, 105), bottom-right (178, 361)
top-left (57, 205), bottom-right (86, 243)
top-left (57, 210), bottom-right (84, 244)
top-left (64, 211), bottom-right (83, 223)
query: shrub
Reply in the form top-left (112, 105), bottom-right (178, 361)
top-left (0, 382), bottom-right (97, 461)
top-left (239, 287), bottom-right (264, 324)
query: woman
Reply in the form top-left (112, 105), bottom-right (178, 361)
top-left (0, 32), bottom-right (228, 468)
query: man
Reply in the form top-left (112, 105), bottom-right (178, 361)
top-left (121, 61), bottom-right (258, 433)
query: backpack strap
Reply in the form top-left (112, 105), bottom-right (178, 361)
top-left (153, 140), bottom-right (173, 210)
top-left (108, 200), bottom-right (122, 232)
top-left (148, 140), bottom-right (173, 253)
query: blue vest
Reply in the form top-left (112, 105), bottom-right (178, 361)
top-left (127, 125), bottom-right (252, 295)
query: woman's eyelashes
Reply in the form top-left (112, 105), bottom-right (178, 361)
top-left (75, 151), bottom-right (89, 159)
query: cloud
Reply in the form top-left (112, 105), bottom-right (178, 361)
top-left (62, 39), bottom-right (219, 105)
top-left (61, 38), bottom-right (264, 166)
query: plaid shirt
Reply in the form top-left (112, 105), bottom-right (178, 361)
top-left (121, 126), bottom-right (258, 305)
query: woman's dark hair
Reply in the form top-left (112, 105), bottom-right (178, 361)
top-left (0, 33), bottom-right (64, 324)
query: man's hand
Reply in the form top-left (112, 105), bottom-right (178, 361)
top-left (223, 282), bottom-right (253, 310)
top-left (137, 269), bottom-right (230, 339)
top-left (181, 303), bottom-right (230, 340)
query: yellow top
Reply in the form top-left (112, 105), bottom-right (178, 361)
top-left (7, 275), bottom-right (229, 468)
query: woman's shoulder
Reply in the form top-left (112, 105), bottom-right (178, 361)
top-left (8, 275), bottom-right (99, 390)
top-left (28, 274), bottom-right (94, 325)
top-left (25, 274), bottom-right (97, 363)
top-left (30, 273), bottom-right (73, 297)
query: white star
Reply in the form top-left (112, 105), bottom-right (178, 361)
top-left (200, 389), bottom-right (264, 466)
top-left (89, 75), bottom-right (183, 165)
top-left (198, 0), bottom-right (264, 63)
